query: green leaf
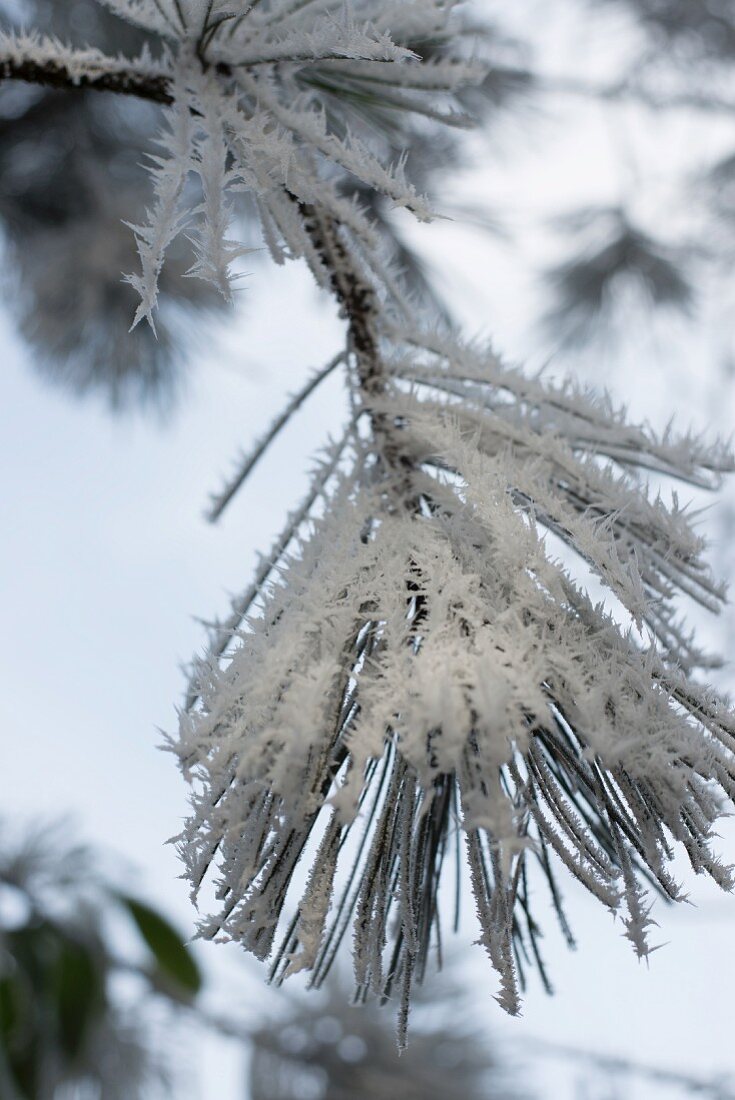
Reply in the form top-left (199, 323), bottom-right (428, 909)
top-left (0, 974), bottom-right (21, 1045)
top-left (0, 947), bottom-right (41, 1098)
top-left (3, 920), bottom-right (106, 1087)
top-left (118, 896), bottom-right (201, 998)
top-left (51, 937), bottom-right (101, 1060)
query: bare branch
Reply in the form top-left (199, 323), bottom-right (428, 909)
top-left (524, 1036), bottom-right (735, 1099)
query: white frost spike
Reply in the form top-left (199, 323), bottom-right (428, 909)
top-left (185, 72), bottom-right (253, 299)
top-left (175, 327), bottom-right (735, 1025)
top-left (0, 29), bottom-right (170, 84)
top-left (88, 0), bottom-right (482, 324)
top-left (215, 15), bottom-right (418, 66)
top-left (125, 64), bottom-right (194, 330)
top-left (98, 0), bottom-right (233, 37)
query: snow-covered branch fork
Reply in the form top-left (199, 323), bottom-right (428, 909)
top-left (0, 31), bottom-right (406, 466)
top-left (8, 0), bottom-right (735, 1039)
top-left (0, 36), bottom-right (409, 490)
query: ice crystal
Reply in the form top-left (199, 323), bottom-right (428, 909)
top-left (98, 0), bottom-right (485, 316)
top-left (5, 0), bottom-right (734, 1040)
top-left (176, 324), bottom-right (735, 1039)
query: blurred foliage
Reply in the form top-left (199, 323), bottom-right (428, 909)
top-left (0, 0), bottom-right (531, 410)
top-left (246, 963), bottom-right (735, 1100)
top-left (0, 0), bottom-right (224, 413)
top-left (704, 152), bottom-right (735, 251)
top-left (0, 825), bottom-right (723, 1097)
top-left (0, 822), bottom-right (201, 1099)
top-left (542, 206), bottom-right (694, 346)
top-left (0, 0), bottom-right (733, 402)
top-left (538, 0), bottom-right (735, 355)
top-left (597, 0), bottom-right (735, 62)
top-left (249, 966), bottom-right (530, 1100)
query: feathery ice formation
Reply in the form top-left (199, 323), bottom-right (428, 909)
top-left (176, 326), bottom-right (735, 1039)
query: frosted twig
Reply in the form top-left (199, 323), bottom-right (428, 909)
top-left (206, 350), bottom-right (346, 522)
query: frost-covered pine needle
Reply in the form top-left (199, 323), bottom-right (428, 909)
top-left (37, 0), bottom-right (485, 316)
top-left (176, 323), bottom-right (735, 1042)
top-left (7, 0), bottom-right (734, 1044)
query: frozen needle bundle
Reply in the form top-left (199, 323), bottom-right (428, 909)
top-left (6, 0), bottom-right (733, 1039)
top-left (177, 324), bottom-right (735, 1038)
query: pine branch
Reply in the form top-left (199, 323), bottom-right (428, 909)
top-left (0, 34), bottom-right (425, 492)
top-left (296, 200), bottom-right (416, 489)
top-left (8, 3), bottom-right (735, 1040)
top-left (0, 34), bottom-right (175, 103)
